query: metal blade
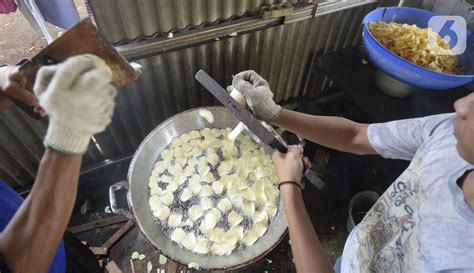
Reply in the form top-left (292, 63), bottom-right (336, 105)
top-left (298, 138), bottom-right (326, 190)
top-left (195, 70), bottom-right (287, 153)
top-left (304, 168), bottom-right (326, 190)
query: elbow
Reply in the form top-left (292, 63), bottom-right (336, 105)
top-left (351, 144), bottom-right (372, 156)
top-left (350, 124), bottom-right (375, 156)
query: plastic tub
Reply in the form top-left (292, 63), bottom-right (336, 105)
top-left (362, 7), bottom-right (474, 90)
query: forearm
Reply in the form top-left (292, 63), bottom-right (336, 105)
top-left (0, 149), bottom-right (82, 273)
top-left (273, 109), bottom-right (376, 155)
top-left (281, 186), bottom-right (334, 273)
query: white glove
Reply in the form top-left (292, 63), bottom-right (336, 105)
top-left (34, 54), bottom-right (117, 155)
top-left (231, 70), bottom-right (281, 123)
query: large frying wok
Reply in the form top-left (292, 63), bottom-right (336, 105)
top-left (109, 107), bottom-right (288, 270)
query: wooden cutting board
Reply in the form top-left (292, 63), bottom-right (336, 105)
top-left (15, 18), bottom-right (140, 119)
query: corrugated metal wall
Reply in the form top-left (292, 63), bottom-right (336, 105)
top-left (0, 106), bottom-right (106, 188)
top-left (1, 0), bottom-right (401, 189)
top-left (0, 107), bottom-right (46, 188)
top-left (92, 2), bottom-right (394, 160)
top-left (90, 0), bottom-right (299, 44)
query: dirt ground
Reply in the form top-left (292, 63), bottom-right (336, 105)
top-left (0, 0), bottom-right (87, 65)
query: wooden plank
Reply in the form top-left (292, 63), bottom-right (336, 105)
top-left (106, 261), bottom-right (123, 273)
top-left (67, 215), bottom-right (128, 234)
top-left (101, 220), bottom-right (135, 249)
top-left (88, 220), bottom-right (135, 256)
top-left (89, 246), bottom-right (108, 256)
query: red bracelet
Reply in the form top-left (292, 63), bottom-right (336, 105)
top-left (278, 181), bottom-right (303, 191)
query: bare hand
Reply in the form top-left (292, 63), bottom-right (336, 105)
top-left (272, 145), bottom-right (305, 189)
top-left (0, 65), bottom-right (44, 115)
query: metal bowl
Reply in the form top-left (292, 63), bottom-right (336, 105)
top-left (110, 106), bottom-right (288, 270)
top-left (374, 69), bottom-right (421, 98)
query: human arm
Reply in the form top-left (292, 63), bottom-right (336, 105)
top-left (232, 70), bottom-right (376, 155)
top-left (282, 187), bottom-right (335, 273)
top-left (274, 109), bottom-right (375, 155)
top-left (0, 54), bottom-right (117, 273)
top-left (272, 146), bottom-right (334, 273)
top-left (0, 150), bottom-right (82, 273)
top-left (232, 70), bottom-right (447, 158)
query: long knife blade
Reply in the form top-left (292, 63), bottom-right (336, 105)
top-left (195, 70), bottom-right (287, 153)
top-left (196, 70), bottom-right (326, 190)
top-left (299, 139), bottom-right (326, 190)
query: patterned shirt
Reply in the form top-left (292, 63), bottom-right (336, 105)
top-left (341, 113), bottom-right (474, 272)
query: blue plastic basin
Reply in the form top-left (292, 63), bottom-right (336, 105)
top-left (362, 7), bottom-right (474, 90)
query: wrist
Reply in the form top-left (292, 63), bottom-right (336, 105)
top-left (44, 148), bottom-right (83, 159)
top-left (277, 175), bottom-right (303, 184)
top-left (270, 107), bottom-right (286, 127)
top-left (267, 103), bottom-right (282, 123)
top-left (280, 183), bottom-right (302, 198)
top-left (44, 121), bottom-right (92, 155)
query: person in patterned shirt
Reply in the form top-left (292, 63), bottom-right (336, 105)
top-left (233, 70), bottom-right (474, 273)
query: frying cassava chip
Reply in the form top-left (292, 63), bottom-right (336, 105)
top-left (148, 127), bottom-right (279, 256)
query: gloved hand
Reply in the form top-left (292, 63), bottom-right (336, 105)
top-left (231, 70), bottom-right (281, 122)
top-left (34, 54), bottom-right (117, 155)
